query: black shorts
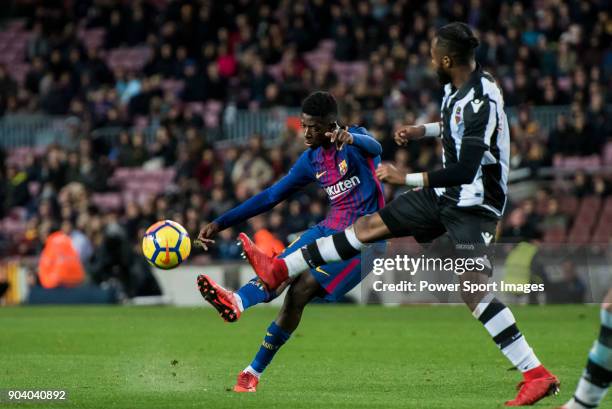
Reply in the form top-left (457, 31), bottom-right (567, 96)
top-left (378, 188), bottom-right (499, 274)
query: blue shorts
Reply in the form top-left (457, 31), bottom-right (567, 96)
top-left (278, 225), bottom-right (362, 302)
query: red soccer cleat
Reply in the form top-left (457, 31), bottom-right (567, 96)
top-left (237, 232), bottom-right (288, 290)
top-left (233, 371), bottom-right (259, 392)
top-left (505, 366), bottom-right (560, 406)
top-left (196, 274), bottom-right (241, 322)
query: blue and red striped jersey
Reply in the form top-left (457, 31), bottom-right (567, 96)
top-left (215, 126), bottom-right (385, 232)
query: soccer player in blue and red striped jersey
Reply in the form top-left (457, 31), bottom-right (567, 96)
top-left (195, 91), bottom-right (384, 392)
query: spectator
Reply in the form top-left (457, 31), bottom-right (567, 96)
top-left (0, 65), bottom-right (17, 114)
top-left (215, 228), bottom-right (242, 260)
top-left (37, 222), bottom-right (85, 289)
top-left (4, 164), bottom-right (30, 208)
top-left (62, 219), bottom-right (93, 264)
top-left (203, 63), bottom-right (227, 101)
top-left (150, 126), bottom-right (177, 167)
top-left (250, 215), bottom-right (285, 257)
top-left (249, 58), bottom-right (273, 103)
top-left (181, 61), bottom-right (206, 102)
top-left (541, 198), bottom-right (568, 231)
top-left (88, 217), bottom-right (160, 299)
top-left (194, 149), bottom-right (215, 190)
top-left (25, 57), bottom-right (46, 95)
top-left (130, 132), bottom-right (149, 167)
top-left (543, 260), bottom-right (587, 304)
top-left (231, 149), bottom-right (273, 192)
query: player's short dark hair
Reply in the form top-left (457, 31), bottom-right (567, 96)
top-left (301, 91), bottom-right (338, 120)
top-left (435, 22), bottom-right (480, 65)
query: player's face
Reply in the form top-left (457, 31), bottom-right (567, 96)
top-left (431, 37), bottom-right (452, 85)
top-left (300, 113), bottom-right (334, 148)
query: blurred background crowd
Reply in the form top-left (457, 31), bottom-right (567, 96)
top-left (0, 0), bottom-right (609, 299)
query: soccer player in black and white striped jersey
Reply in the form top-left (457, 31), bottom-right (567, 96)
top-left (559, 289), bottom-right (612, 409)
top-left (238, 22), bottom-right (559, 406)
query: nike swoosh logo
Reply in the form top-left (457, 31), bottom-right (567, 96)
top-left (315, 266), bottom-right (329, 276)
top-left (162, 239), bottom-right (170, 264)
top-left (316, 171), bottom-right (326, 179)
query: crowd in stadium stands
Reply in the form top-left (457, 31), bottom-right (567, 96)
top-left (0, 1), bottom-right (610, 295)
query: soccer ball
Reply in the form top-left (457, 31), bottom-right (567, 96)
top-left (142, 220), bottom-right (191, 269)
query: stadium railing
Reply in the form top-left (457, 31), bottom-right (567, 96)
top-left (0, 105), bottom-right (602, 148)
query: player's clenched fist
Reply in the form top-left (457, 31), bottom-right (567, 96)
top-left (196, 221), bottom-right (219, 251)
top-left (393, 124), bottom-right (425, 146)
top-left (326, 126), bottom-right (353, 150)
top-left (375, 163), bottom-right (407, 185)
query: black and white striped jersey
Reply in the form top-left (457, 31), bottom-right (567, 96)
top-left (434, 65), bottom-right (510, 217)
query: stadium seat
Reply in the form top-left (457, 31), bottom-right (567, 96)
top-left (542, 227), bottom-right (566, 244)
top-left (567, 223), bottom-right (592, 245)
top-left (77, 27), bottom-right (106, 50)
top-left (559, 196), bottom-right (579, 216)
top-left (604, 141), bottom-right (612, 166)
top-left (107, 46), bottom-right (152, 72)
top-left (5, 19), bottom-right (25, 32)
top-left (186, 102), bottom-right (206, 116)
top-left (591, 221), bottom-right (611, 243)
top-left (2, 218), bottom-right (26, 236)
top-left (267, 64), bottom-right (283, 81)
top-left (91, 193), bottom-right (124, 212)
top-left (319, 39), bottom-right (336, 53)
top-left (554, 155), bottom-right (602, 171)
top-left (161, 79), bottom-right (185, 96)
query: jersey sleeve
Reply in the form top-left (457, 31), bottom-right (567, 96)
top-left (461, 96), bottom-right (494, 149)
top-left (427, 98), bottom-right (494, 187)
top-left (348, 126), bottom-right (382, 157)
top-left (214, 152), bottom-right (314, 230)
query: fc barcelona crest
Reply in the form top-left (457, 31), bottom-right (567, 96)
top-left (338, 159), bottom-right (348, 176)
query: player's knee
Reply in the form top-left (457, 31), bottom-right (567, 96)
top-left (460, 290), bottom-right (487, 312)
top-left (602, 289), bottom-right (612, 312)
top-left (460, 293), bottom-right (477, 311)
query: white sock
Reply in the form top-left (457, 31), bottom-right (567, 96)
top-left (569, 377), bottom-right (609, 408)
top-left (345, 225), bottom-right (365, 250)
top-left (283, 227), bottom-right (364, 276)
top-left (244, 365), bottom-right (261, 378)
top-left (473, 296), bottom-right (541, 372)
top-left (283, 250), bottom-right (310, 276)
top-left (502, 335), bottom-right (541, 372)
top-left (564, 309), bottom-right (612, 408)
top-left (233, 293), bottom-right (244, 312)
top-left (316, 235), bottom-right (341, 261)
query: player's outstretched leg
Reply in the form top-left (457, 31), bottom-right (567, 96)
top-left (197, 274), bottom-right (276, 322)
top-left (558, 290), bottom-right (612, 409)
top-left (460, 272), bottom-right (559, 406)
top-left (238, 214), bottom-right (389, 289)
top-left (234, 272), bottom-right (321, 392)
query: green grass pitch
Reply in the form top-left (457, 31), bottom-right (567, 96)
top-left (0, 305), bottom-right (601, 408)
